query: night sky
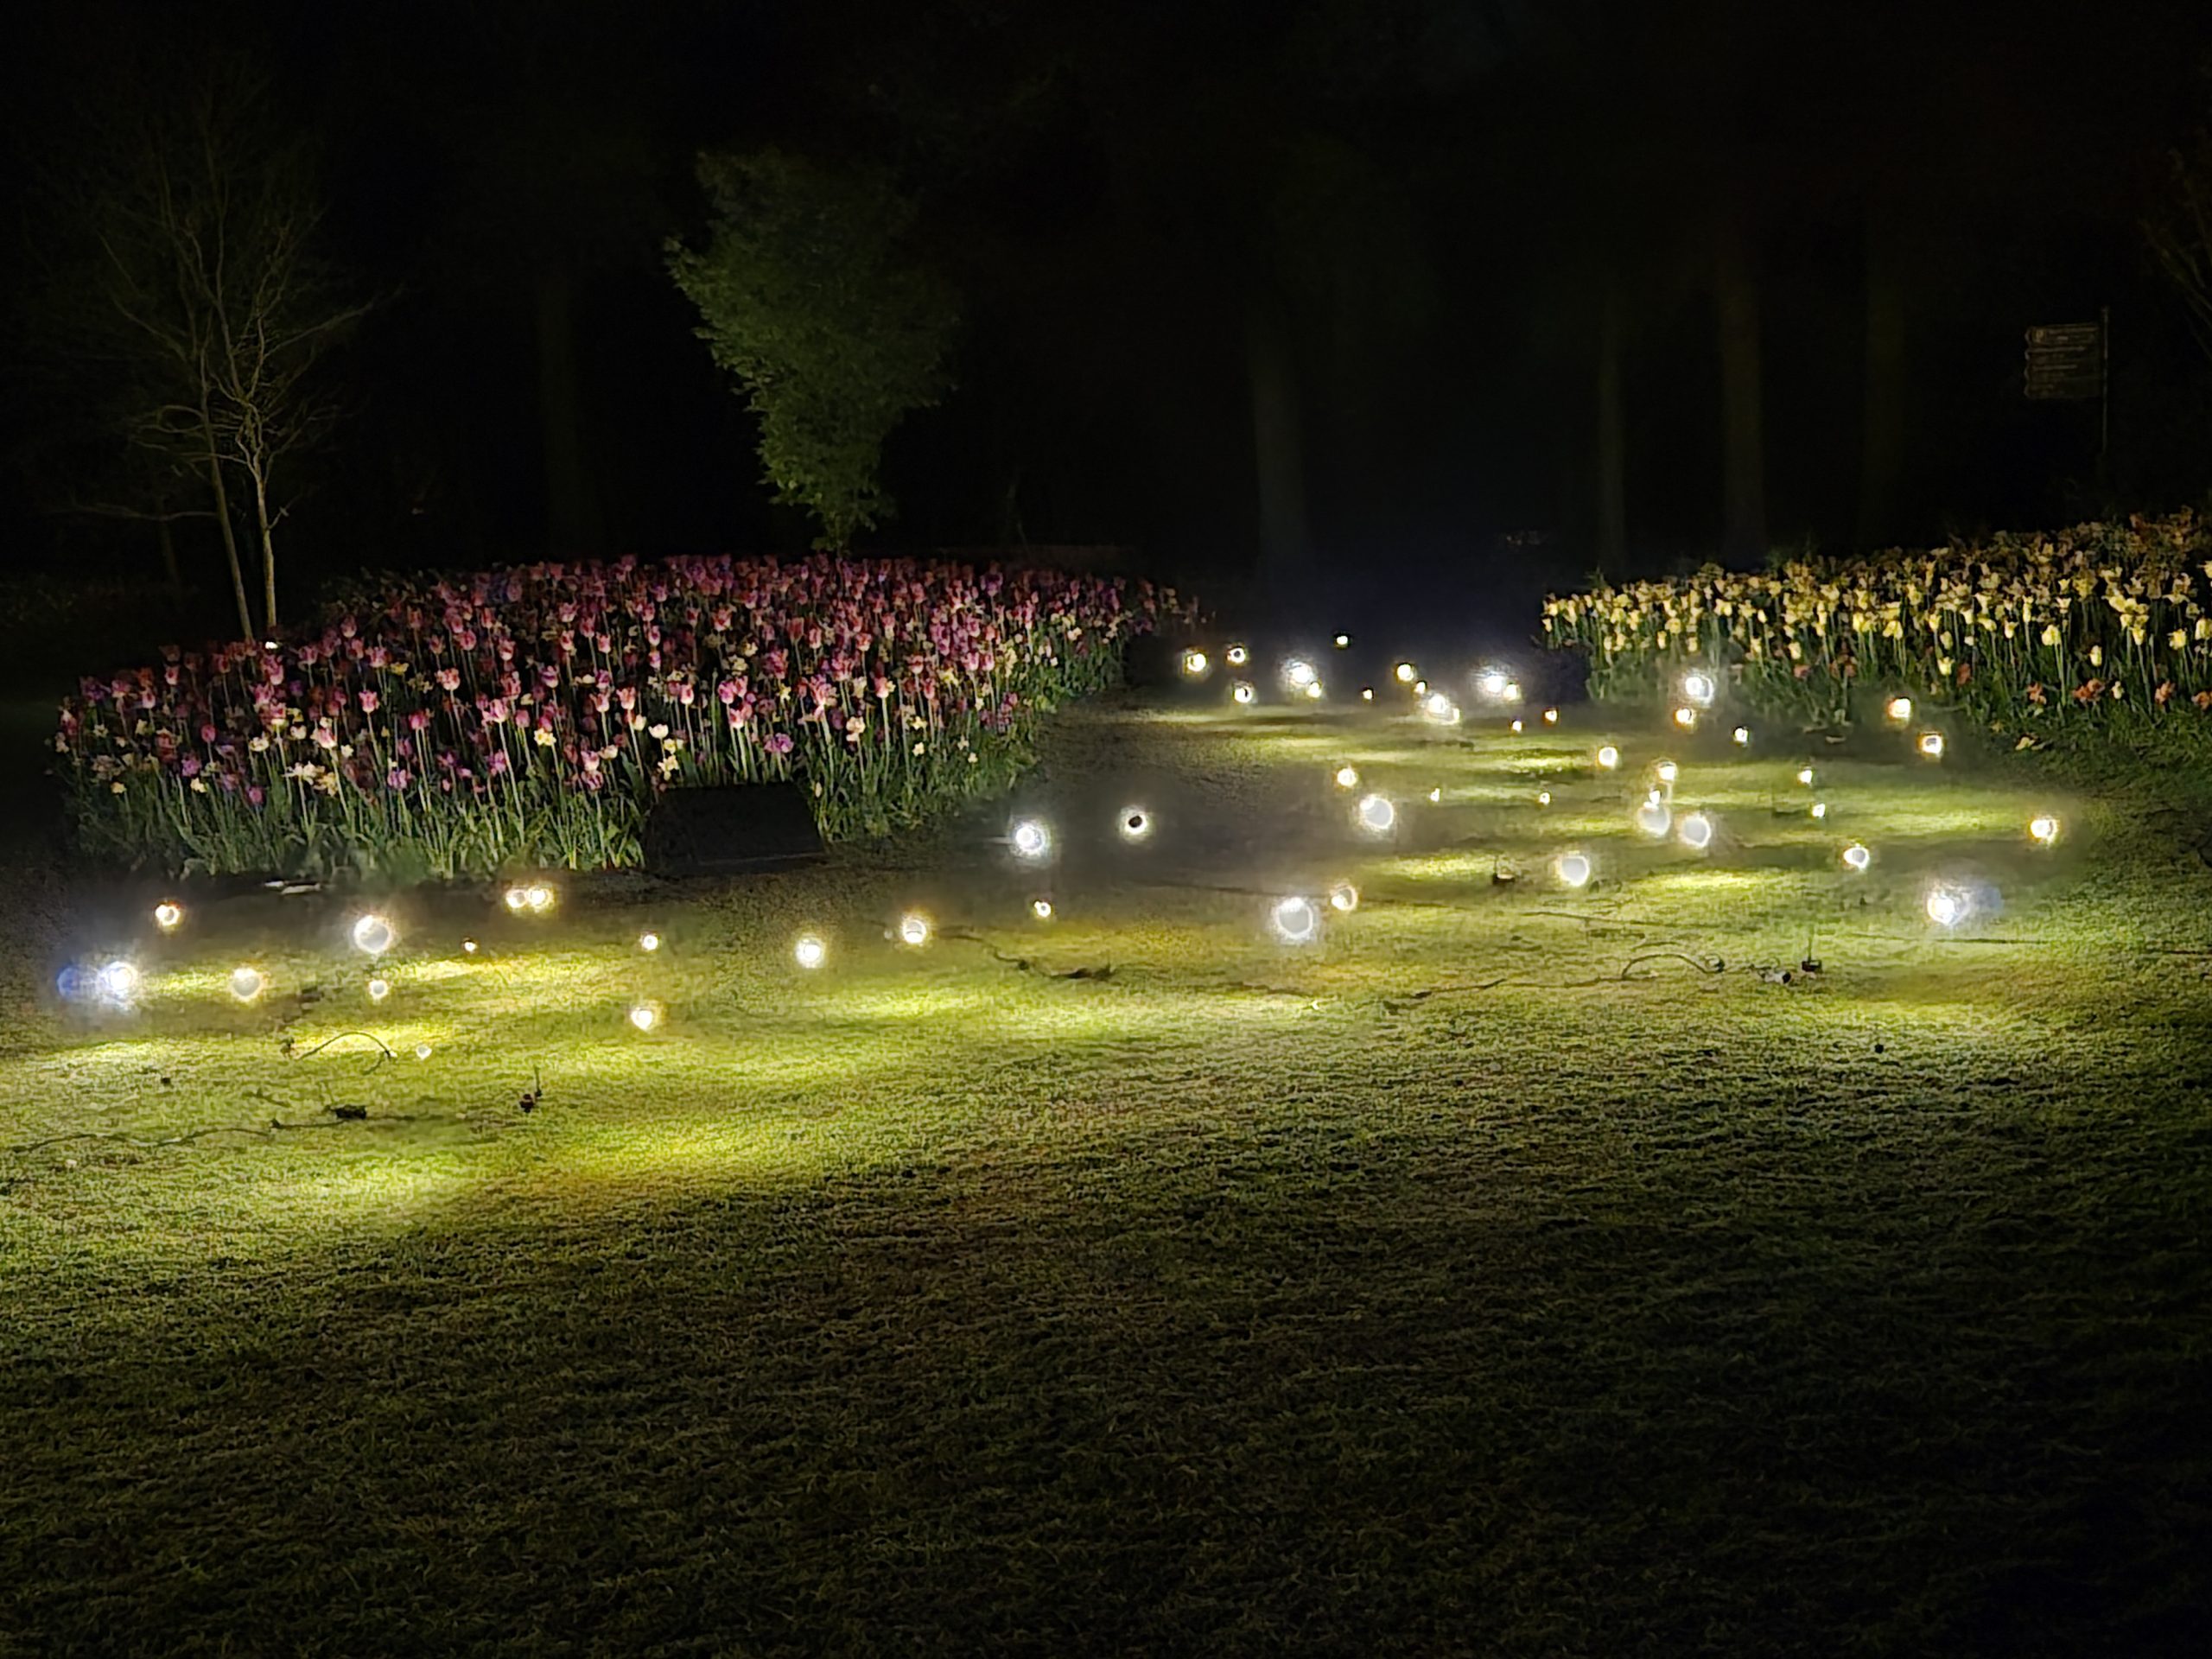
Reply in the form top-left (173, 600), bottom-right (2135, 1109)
top-left (6, 0), bottom-right (2210, 632)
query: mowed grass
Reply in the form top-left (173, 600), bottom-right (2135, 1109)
top-left (3, 696), bottom-right (2211, 1656)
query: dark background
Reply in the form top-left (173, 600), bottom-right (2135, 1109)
top-left (5, 0), bottom-right (2211, 641)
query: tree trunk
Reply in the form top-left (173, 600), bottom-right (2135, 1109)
top-left (1246, 294), bottom-right (1313, 599)
top-left (200, 429), bottom-right (254, 641)
top-left (1714, 217), bottom-right (1766, 563)
top-left (155, 514), bottom-right (185, 611)
top-left (1856, 203), bottom-right (1907, 550)
top-left (250, 464), bottom-right (279, 637)
top-left (537, 267), bottom-right (593, 555)
top-left (1594, 283), bottom-right (1627, 569)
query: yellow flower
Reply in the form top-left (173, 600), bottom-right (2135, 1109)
top-left (2040, 625), bottom-right (2061, 647)
top-left (2171, 630), bottom-right (2190, 652)
top-left (2089, 645), bottom-right (2103, 667)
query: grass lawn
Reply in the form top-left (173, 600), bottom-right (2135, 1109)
top-left (3, 694), bottom-right (2210, 1655)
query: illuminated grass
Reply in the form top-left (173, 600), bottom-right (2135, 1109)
top-left (2, 698), bottom-right (2209, 1653)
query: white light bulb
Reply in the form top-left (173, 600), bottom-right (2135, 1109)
top-left (1117, 806), bottom-right (1153, 842)
top-left (1361, 687), bottom-right (1374, 702)
top-left (1226, 645), bottom-right (1249, 666)
top-left (1334, 766), bottom-right (1360, 789)
top-left (1672, 706), bottom-right (1698, 729)
top-left (794, 933), bottom-right (828, 969)
top-left (351, 913), bottom-right (395, 956)
top-left (1543, 708), bottom-right (1559, 724)
top-left (628, 1003), bottom-right (660, 1032)
top-left (1328, 880), bottom-right (1359, 913)
top-left (1510, 718), bottom-right (1523, 734)
top-left (1424, 692), bottom-right (1454, 719)
top-left (1010, 818), bottom-right (1052, 861)
top-left (414, 1044), bottom-right (433, 1061)
top-left (1031, 899), bottom-right (1054, 921)
top-left (898, 913), bottom-right (931, 948)
top-left (1232, 682), bottom-right (1256, 705)
top-left (1841, 842), bottom-right (1872, 873)
top-left (1732, 726), bottom-right (1750, 746)
top-left (228, 966), bottom-right (264, 1002)
top-left (503, 887), bottom-right (528, 912)
top-left (1796, 766), bottom-right (1815, 787)
top-left (525, 885), bottom-right (554, 913)
top-left (1596, 746), bottom-right (1619, 770)
top-left (1270, 895), bottom-right (1320, 944)
top-left (1357, 793), bottom-right (1396, 835)
top-left (1285, 658), bottom-right (1317, 688)
top-left (1477, 669), bottom-right (1509, 698)
top-left (152, 900), bottom-right (183, 931)
top-left (1333, 633), bottom-right (1350, 648)
top-left (99, 960), bottom-right (139, 1001)
top-left (1655, 760), bottom-right (1678, 785)
top-left (1304, 680), bottom-right (1325, 701)
top-left (1682, 671), bottom-right (1715, 708)
top-left (638, 931), bottom-right (661, 952)
top-left (1427, 787), bottom-right (1443, 804)
top-left (1918, 732), bottom-right (1945, 759)
top-left (1678, 811), bottom-right (1714, 851)
top-left (2029, 815), bottom-right (2060, 845)
top-left (1395, 662), bottom-right (1417, 683)
top-left (1555, 852), bottom-right (1593, 888)
top-left (1926, 887), bottom-right (1965, 928)
top-left (1810, 801), bottom-right (1828, 820)
top-left (1886, 696), bottom-right (1913, 722)
top-left (1182, 649), bottom-right (1210, 677)
top-left (1537, 790), bottom-right (1550, 806)
top-left (366, 977), bottom-right (390, 1003)
top-left (461, 938), bottom-right (480, 955)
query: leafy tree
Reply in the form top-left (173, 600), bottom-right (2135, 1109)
top-left (22, 57), bottom-right (368, 637)
top-left (668, 149), bottom-right (957, 549)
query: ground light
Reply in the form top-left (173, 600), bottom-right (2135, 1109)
top-left (1226, 645), bottom-right (1249, 666)
top-left (638, 931), bottom-right (661, 952)
top-left (503, 887), bottom-right (528, 912)
top-left (1682, 671), bottom-right (1716, 707)
top-left (414, 1044), bottom-right (433, 1061)
top-left (1925, 886), bottom-right (1969, 928)
top-left (1328, 880), bottom-right (1359, 912)
top-left (2030, 814), bottom-right (2062, 845)
top-left (228, 966), bottom-right (264, 1002)
top-left (1357, 793), bottom-right (1396, 835)
top-left (1117, 806), bottom-right (1154, 842)
top-left (1334, 633), bottom-right (1350, 648)
top-left (794, 933), bottom-right (828, 969)
top-left (628, 1003), bottom-right (662, 1032)
top-left (1031, 899), bottom-right (1054, 921)
top-left (1232, 682), bottom-right (1256, 705)
top-left (1361, 688), bottom-right (1374, 702)
top-left (461, 938), bottom-right (480, 955)
top-left (1428, 787), bottom-right (1444, 804)
top-left (1510, 718), bottom-right (1523, 734)
top-left (153, 900), bottom-right (183, 931)
top-left (1270, 895), bottom-right (1320, 944)
top-left (1537, 790), bottom-right (1551, 806)
top-left (1413, 679), bottom-right (1427, 695)
top-left (1918, 732), bottom-right (1946, 760)
top-left (1543, 708), bottom-right (1559, 724)
top-left (1596, 745), bottom-right (1620, 769)
top-left (1284, 658), bottom-right (1317, 689)
top-left (1395, 662), bottom-right (1417, 683)
top-left (1181, 649), bottom-right (1210, 677)
top-left (1655, 760), bottom-right (1678, 785)
top-left (1334, 766), bottom-right (1360, 789)
top-left (367, 977), bottom-right (391, 1002)
top-left (1673, 706), bottom-right (1698, 729)
top-left (1634, 795), bottom-right (1673, 837)
top-left (1010, 817), bottom-right (1053, 861)
top-left (1475, 667), bottom-right (1510, 699)
top-left (1555, 852), bottom-right (1593, 888)
top-left (98, 961), bottom-right (139, 1001)
top-left (1303, 680), bottom-right (1325, 701)
top-left (1796, 766), bottom-right (1815, 787)
top-left (352, 913), bottom-right (396, 956)
top-left (1732, 726), bottom-right (1750, 746)
top-left (1423, 692), bottom-right (1459, 722)
top-left (1842, 842), bottom-right (1872, 872)
top-left (1811, 802), bottom-right (1828, 820)
top-left (1886, 696), bottom-right (1914, 722)
top-left (897, 913), bottom-right (931, 947)
top-left (1678, 811), bottom-right (1715, 850)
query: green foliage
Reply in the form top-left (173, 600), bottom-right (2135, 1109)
top-left (668, 151), bottom-right (957, 548)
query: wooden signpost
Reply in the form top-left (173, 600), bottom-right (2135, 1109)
top-left (2024, 308), bottom-right (2109, 461)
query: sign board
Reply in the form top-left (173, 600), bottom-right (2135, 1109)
top-left (2024, 321), bottom-right (2105, 401)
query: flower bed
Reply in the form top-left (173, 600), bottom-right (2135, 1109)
top-left (59, 554), bottom-right (1182, 880)
top-left (1541, 514), bottom-right (2212, 731)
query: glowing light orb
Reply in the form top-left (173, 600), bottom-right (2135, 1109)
top-left (1917, 732), bottom-right (1945, 759)
top-left (639, 931), bottom-right (661, 953)
top-left (1925, 887), bottom-right (1967, 928)
top-left (1510, 719), bottom-right (1524, 734)
top-left (1414, 679), bottom-right (1427, 696)
top-left (1810, 801), bottom-right (1828, 820)
top-left (414, 1044), bottom-right (433, 1061)
top-left (1655, 760), bottom-right (1679, 785)
top-left (1117, 806), bottom-right (1154, 842)
top-left (1270, 895), bottom-right (1320, 944)
top-left (503, 887), bottom-right (528, 912)
top-left (1328, 881), bottom-right (1359, 913)
top-left (1423, 692), bottom-right (1458, 721)
top-left (1395, 663), bottom-right (1418, 683)
top-left (1181, 649), bottom-right (1210, 677)
top-left (1537, 790), bottom-right (1551, 806)
top-left (1356, 793), bottom-right (1397, 835)
top-left (1555, 852), bottom-right (1593, 888)
top-left (527, 885), bottom-right (555, 913)
top-left (1285, 658), bottom-right (1318, 688)
top-left (1334, 766), bottom-right (1360, 789)
top-left (897, 913), bottom-right (932, 948)
top-left (2029, 814), bottom-right (2061, 845)
top-left (628, 1003), bottom-right (662, 1032)
top-left (1634, 797), bottom-right (1673, 838)
top-left (1682, 671), bottom-right (1716, 708)
top-left (351, 913), bottom-right (396, 956)
top-left (228, 966), bottom-right (264, 1002)
top-left (1427, 787), bottom-right (1443, 804)
top-left (1732, 726), bottom-right (1751, 746)
top-left (1796, 766), bottom-right (1815, 787)
top-left (1232, 682), bottom-right (1257, 705)
top-left (1010, 818), bottom-right (1053, 861)
top-left (794, 933), bottom-right (828, 969)
top-left (152, 900), bottom-right (183, 931)
top-left (1476, 668), bottom-right (1510, 699)
top-left (1543, 708), bottom-right (1559, 724)
top-left (1333, 633), bottom-right (1351, 648)
top-left (1303, 680), bottom-right (1325, 701)
top-left (1596, 745), bottom-right (1620, 770)
top-left (98, 960), bottom-right (139, 1001)
top-left (1841, 842), bottom-right (1872, 873)
top-left (1361, 688), bottom-right (1374, 702)
top-left (1226, 645), bottom-right (1249, 666)
top-left (1886, 696), bottom-right (1914, 723)
top-left (1031, 899), bottom-right (1054, 921)
top-left (1678, 811), bottom-right (1715, 851)
top-left (366, 977), bottom-right (391, 1003)
top-left (1503, 682), bottom-right (1524, 703)
top-left (1672, 706), bottom-right (1698, 729)
top-left (461, 938), bottom-right (480, 955)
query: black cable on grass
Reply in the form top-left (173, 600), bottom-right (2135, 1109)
top-left (282, 1031), bottom-right (397, 1067)
top-left (10, 1109), bottom-right (440, 1157)
top-left (1618, 951), bottom-right (1727, 979)
top-left (942, 929), bottom-right (1115, 982)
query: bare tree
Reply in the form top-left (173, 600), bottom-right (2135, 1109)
top-left (28, 58), bottom-right (367, 638)
top-left (2145, 132), bottom-right (2212, 365)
